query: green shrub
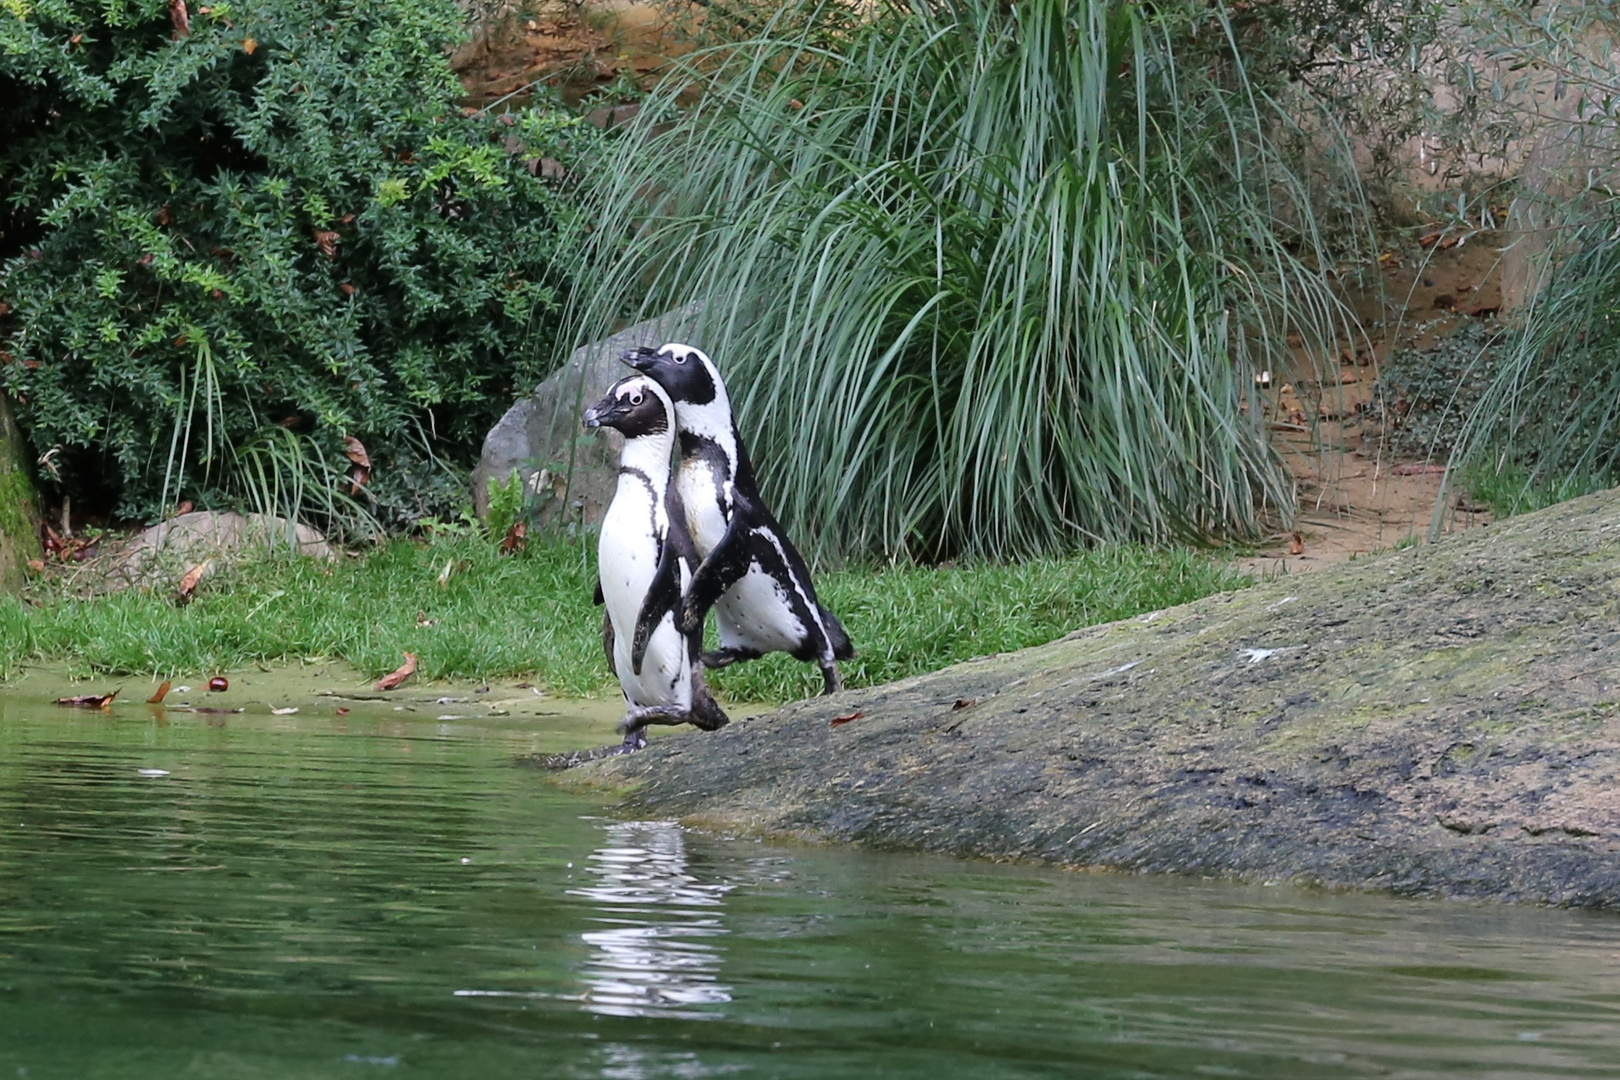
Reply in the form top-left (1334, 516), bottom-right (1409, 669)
top-left (573, 0), bottom-right (1350, 560)
top-left (0, 0), bottom-right (598, 533)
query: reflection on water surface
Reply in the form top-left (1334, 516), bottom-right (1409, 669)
top-left (0, 695), bottom-right (1616, 1079)
top-left (573, 821), bottom-right (734, 1018)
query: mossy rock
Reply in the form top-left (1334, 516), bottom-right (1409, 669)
top-left (582, 487), bottom-right (1620, 907)
top-left (0, 399), bottom-right (39, 591)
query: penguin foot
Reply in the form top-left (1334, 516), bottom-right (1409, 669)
top-left (617, 705), bottom-right (690, 733)
top-left (618, 727), bottom-right (649, 753)
top-left (819, 661), bottom-right (843, 696)
top-left (700, 646), bottom-right (762, 670)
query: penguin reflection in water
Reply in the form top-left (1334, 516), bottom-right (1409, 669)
top-left (583, 374), bottom-right (728, 751)
top-left (621, 344), bottom-right (854, 695)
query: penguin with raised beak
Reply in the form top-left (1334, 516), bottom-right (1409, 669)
top-left (620, 343), bottom-right (854, 695)
top-left (583, 373), bottom-right (729, 749)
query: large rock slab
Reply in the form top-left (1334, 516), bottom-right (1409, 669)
top-left (473, 310), bottom-right (698, 530)
top-left (575, 487), bottom-right (1620, 907)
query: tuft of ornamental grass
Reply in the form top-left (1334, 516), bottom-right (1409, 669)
top-left (1451, 221), bottom-right (1620, 508)
top-left (572, 0), bottom-right (1348, 560)
top-left (0, 538), bottom-right (1248, 703)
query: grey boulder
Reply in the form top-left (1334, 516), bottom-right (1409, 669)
top-left (473, 311), bottom-right (699, 530)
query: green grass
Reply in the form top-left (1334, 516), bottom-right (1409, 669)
top-left (1463, 465), bottom-right (1611, 521)
top-left (1, 538), bottom-right (1249, 703)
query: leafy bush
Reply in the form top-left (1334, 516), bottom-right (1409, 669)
top-left (573, 0), bottom-right (1350, 560)
top-left (0, 0), bottom-right (597, 533)
top-left (1367, 320), bottom-right (1500, 461)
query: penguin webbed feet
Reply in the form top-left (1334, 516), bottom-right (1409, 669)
top-left (616, 704), bottom-right (691, 735)
top-left (700, 646), bottom-right (761, 671)
top-left (618, 727), bottom-right (649, 753)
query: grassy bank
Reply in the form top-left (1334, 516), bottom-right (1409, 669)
top-left (1, 539), bottom-right (1250, 703)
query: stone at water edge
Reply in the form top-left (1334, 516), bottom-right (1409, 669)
top-left (111, 510), bottom-right (334, 590)
top-left (575, 485), bottom-right (1620, 909)
top-left (472, 310), bottom-right (698, 531)
top-left (0, 397), bottom-right (39, 591)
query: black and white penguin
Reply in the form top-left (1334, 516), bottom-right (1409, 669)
top-left (620, 343), bottom-right (855, 695)
top-left (583, 374), bottom-right (729, 750)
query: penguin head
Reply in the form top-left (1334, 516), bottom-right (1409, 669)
top-left (619, 343), bottom-right (722, 407)
top-left (582, 375), bottom-right (674, 439)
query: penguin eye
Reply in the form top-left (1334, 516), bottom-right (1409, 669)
top-left (629, 391), bottom-right (644, 406)
top-left (674, 353), bottom-right (688, 365)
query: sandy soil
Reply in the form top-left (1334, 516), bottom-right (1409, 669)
top-left (1242, 231), bottom-right (1510, 575)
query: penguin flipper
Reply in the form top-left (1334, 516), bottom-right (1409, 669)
top-left (593, 581), bottom-right (604, 606)
top-left (601, 609), bottom-right (615, 672)
top-left (630, 538), bottom-right (682, 676)
top-left (680, 510), bottom-right (755, 636)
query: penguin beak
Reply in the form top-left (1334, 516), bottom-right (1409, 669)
top-left (620, 347), bottom-right (657, 373)
top-left (583, 392), bottom-right (627, 431)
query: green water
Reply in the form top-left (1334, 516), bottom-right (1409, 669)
top-left (1, 696), bottom-right (1618, 1079)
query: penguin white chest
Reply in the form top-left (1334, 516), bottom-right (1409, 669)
top-left (677, 460), bottom-right (732, 557)
top-left (598, 483), bottom-right (690, 709)
top-left (714, 565), bottom-right (809, 654)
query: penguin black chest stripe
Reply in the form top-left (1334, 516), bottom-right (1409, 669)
top-left (618, 465), bottom-right (662, 539)
top-left (678, 432), bottom-right (736, 518)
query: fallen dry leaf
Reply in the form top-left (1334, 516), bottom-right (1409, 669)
top-left (415, 611), bottom-right (437, 627)
top-left (829, 710), bottom-right (863, 728)
top-left (168, 0), bottom-right (189, 37)
top-left (242, 36), bottom-right (257, 54)
top-left (951, 698), bottom-right (977, 711)
top-left (436, 559), bottom-right (460, 588)
top-left (269, 706), bottom-right (299, 715)
top-left (313, 229), bottom-right (339, 260)
top-left (146, 680), bottom-right (172, 704)
top-left (56, 690), bottom-right (118, 709)
top-left (375, 652), bottom-right (418, 691)
top-left (25, 559), bottom-right (43, 573)
top-left (177, 560), bottom-right (210, 605)
top-left (500, 520), bottom-right (527, 555)
top-left (344, 435), bottom-right (370, 494)
top-left (1288, 531), bottom-right (1305, 556)
top-left (335, 707), bottom-right (350, 716)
